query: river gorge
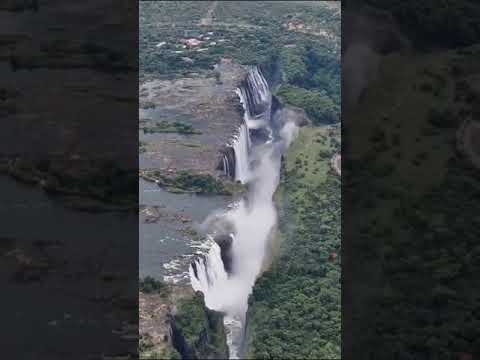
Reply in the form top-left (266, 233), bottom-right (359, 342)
top-left (139, 64), bottom-right (300, 358)
top-left (139, 3), bottom-right (341, 358)
top-left (189, 66), bottom-right (298, 358)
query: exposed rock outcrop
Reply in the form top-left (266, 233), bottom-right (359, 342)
top-left (140, 282), bottom-right (228, 360)
top-left (139, 61), bottom-right (247, 181)
top-left (214, 234), bottom-right (234, 274)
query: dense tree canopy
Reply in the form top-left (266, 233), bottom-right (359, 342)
top-left (246, 128), bottom-right (341, 359)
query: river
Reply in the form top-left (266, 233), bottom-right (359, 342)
top-left (139, 178), bottom-right (230, 283)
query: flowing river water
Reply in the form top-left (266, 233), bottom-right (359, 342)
top-left (189, 66), bottom-right (298, 358)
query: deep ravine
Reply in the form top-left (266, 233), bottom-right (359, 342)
top-left (189, 66), bottom-right (298, 358)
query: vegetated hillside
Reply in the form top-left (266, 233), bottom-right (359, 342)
top-left (344, 45), bottom-right (480, 358)
top-left (140, 1), bottom-right (339, 74)
top-left (245, 126), bottom-right (341, 359)
top-left (274, 36), bottom-right (340, 124)
top-left (139, 277), bottom-right (228, 360)
top-left (139, 1), bottom-right (340, 122)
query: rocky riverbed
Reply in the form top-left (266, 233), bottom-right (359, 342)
top-left (140, 59), bottom-right (246, 179)
top-left (139, 60), bottom-right (250, 288)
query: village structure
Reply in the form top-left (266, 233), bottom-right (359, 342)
top-left (156, 30), bottom-right (223, 60)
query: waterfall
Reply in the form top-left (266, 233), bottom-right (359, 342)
top-left (190, 133), bottom-right (296, 359)
top-left (190, 64), bottom-right (296, 359)
top-left (235, 66), bottom-right (272, 130)
top-left (221, 147), bottom-right (236, 180)
top-left (190, 236), bottom-right (228, 303)
top-left (223, 154), bottom-right (230, 178)
top-left (248, 66), bottom-right (271, 111)
top-left (232, 124), bottom-right (251, 183)
top-left (229, 66), bottom-right (272, 183)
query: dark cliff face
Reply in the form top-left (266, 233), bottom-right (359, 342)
top-left (240, 66), bottom-right (272, 120)
top-left (218, 65), bottom-right (274, 182)
top-left (170, 316), bottom-right (195, 359)
top-left (140, 287), bottom-right (228, 360)
top-left (170, 292), bottom-right (228, 360)
top-left (271, 94), bottom-right (281, 116)
top-left (241, 79), bottom-right (268, 117)
top-left (214, 234), bottom-right (234, 274)
top-left (218, 146), bottom-right (236, 180)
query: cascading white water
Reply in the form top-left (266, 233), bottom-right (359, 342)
top-left (190, 126), bottom-right (297, 359)
top-left (232, 124), bottom-right (251, 183)
top-left (235, 66), bottom-right (272, 130)
top-left (189, 236), bottom-right (228, 296)
top-left (229, 66), bottom-right (272, 183)
top-left (248, 66), bottom-right (271, 111)
top-left (236, 88), bottom-right (263, 130)
top-left (223, 154), bottom-right (231, 178)
top-left (189, 66), bottom-right (297, 359)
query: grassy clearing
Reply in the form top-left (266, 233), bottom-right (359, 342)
top-left (285, 126), bottom-right (336, 187)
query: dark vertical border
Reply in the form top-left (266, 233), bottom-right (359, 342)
top-left (342, 1), bottom-right (480, 359)
top-left (0, 1), bottom-right (139, 358)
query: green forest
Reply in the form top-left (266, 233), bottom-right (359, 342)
top-left (344, 38), bottom-right (480, 357)
top-left (246, 127), bottom-right (341, 359)
top-left (275, 40), bottom-right (340, 124)
top-left (139, 1), bottom-right (340, 123)
top-left (139, 277), bottom-right (228, 360)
